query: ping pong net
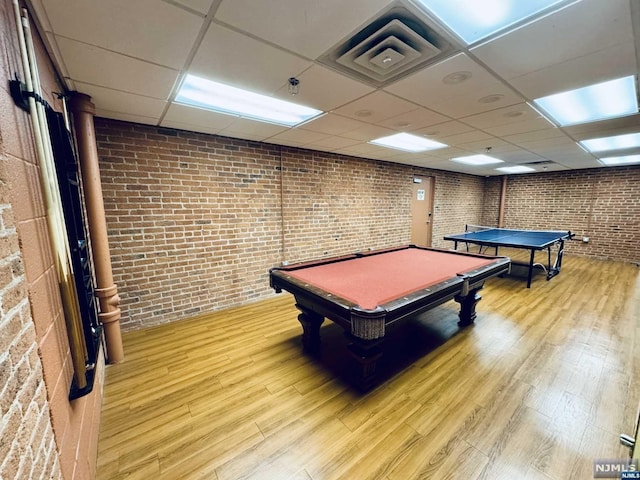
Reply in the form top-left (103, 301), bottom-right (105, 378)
top-left (465, 224), bottom-right (496, 233)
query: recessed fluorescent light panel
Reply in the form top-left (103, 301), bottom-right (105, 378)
top-left (599, 155), bottom-right (640, 166)
top-left (496, 165), bottom-right (536, 173)
top-left (369, 133), bottom-right (447, 152)
top-left (579, 132), bottom-right (640, 153)
top-left (415, 0), bottom-right (566, 44)
top-left (533, 76), bottom-right (638, 126)
top-left (450, 154), bottom-right (504, 166)
top-left (175, 74), bottom-right (323, 127)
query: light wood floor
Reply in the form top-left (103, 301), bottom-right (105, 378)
top-left (97, 252), bottom-right (640, 480)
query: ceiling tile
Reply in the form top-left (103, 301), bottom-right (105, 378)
top-left (502, 128), bottom-right (568, 145)
top-left (214, 0), bottom-right (392, 59)
top-left (340, 124), bottom-right (397, 142)
top-left (171, 0), bottom-right (213, 15)
top-left (423, 146), bottom-right (467, 160)
top-left (509, 135), bottom-right (576, 151)
top-left (472, 0), bottom-right (634, 97)
top-left (189, 23), bottom-right (312, 94)
top-left (74, 82), bottom-right (168, 119)
top-left (460, 103), bottom-right (558, 137)
top-left (161, 104), bottom-right (236, 134)
top-left (42, 0), bottom-right (203, 69)
top-left (413, 121), bottom-right (474, 138)
top-left (495, 151), bottom-right (547, 164)
top-left (335, 143), bottom-right (391, 156)
top-left (299, 114), bottom-right (370, 136)
top-left (554, 156), bottom-right (602, 169)
top-left (562, 114), bottom-right (640, 138)
top-left (507, 41), bottom-right (637, 100)
top-left (384, 53), bottom-right (522, 117)
top-left (379, 107), bottom-right (449, 131)
top-left (93, 109), bottom-right (161, 128)
top-left (56, 37), bottom-right (178, 98)
top-left (437, 130), bottom-right (495, 147)
top-left (218, 117), bottom-right (289, 141)
top-left (34, 0), bottom-right (640, 175)
top-left (332, 91), bottom-right (419, 123)
top-left (274, 65), bottom-right (375, 111)
top-left (265, 129), bottom-right (331, 145)
top-left (305, 136), bottom-right (362, 150)
top-left (484, 119), bottom-right (556, 137)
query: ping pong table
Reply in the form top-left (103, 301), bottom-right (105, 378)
top-left (444, 225), bottom-right (574, 288)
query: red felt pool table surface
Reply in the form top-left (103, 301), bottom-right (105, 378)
top-left (283, 248), bottom-right (498, 310)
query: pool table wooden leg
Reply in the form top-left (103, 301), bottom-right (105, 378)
top-left (455, 286), bottom-right (483, 327)
top-left (346, 336), bottom-right (383, 390)
top-left (295, 305), bottom-right (324, 354)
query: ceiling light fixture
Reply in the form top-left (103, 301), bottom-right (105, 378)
top-left (598, 155), bottom-right (640, 166)
top-left (496, 165), bottom-right (536, 173)
top-left (451, 154), bottom-right (504, 166)
top-left (533, 75), bottom-right (638, 126)
top-left (416, 0), bottom-right (567, 45)
top-left (579, 132), bottom-right (640, 152)
top-left (175, 74), bottom-right (322, 127)
top-left (369, 132), bottom-right (447, 152)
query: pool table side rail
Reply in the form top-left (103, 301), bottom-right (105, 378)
top-left (269, 247), bottom-right (511, 336)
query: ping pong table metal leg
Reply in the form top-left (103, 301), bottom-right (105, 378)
top-left (547, 239), bottom-right (565, 280)
top-left (527, 249), bottom-right (535, 288)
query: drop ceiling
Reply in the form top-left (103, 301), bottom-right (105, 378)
top-left (27, 0), bottom-right (640, 176)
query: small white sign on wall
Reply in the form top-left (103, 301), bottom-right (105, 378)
top-left (416, 189), bottom-right (425, 201)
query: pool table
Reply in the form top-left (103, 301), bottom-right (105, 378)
top-left (269, 245), bottom-right (510, 389)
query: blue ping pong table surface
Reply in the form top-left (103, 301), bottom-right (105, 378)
top-left (443, 228), bottom-right (571, 249)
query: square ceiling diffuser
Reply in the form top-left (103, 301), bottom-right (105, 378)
top-left (318, 1), bottom-right (459, 87)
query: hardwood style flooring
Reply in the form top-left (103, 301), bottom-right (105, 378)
top-left (97, 251), bottom-right (640, 480)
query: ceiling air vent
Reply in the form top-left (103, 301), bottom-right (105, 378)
top-left (524, 160), bottom-right (555, 165)
top-left (318, 0), bottom-right (461, 87)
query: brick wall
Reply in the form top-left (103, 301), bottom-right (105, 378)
top-left (95, 120), bottom-right (488, 331)
top-left (431, 172), bottom-right (489, 247)
top-left (96, 123), bottom-right (284, 330)
top-left (95, 118), bottom-right (640, 333)
top-left (0, 153), bottom-right (62, 480)
top-left (484, 168), bottom-right (640, 262)
top-left (280, 150), bottom-right (410, 261)
top-left (0, 0), bottom-right (104, 478)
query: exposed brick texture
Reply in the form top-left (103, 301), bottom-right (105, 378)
top-left (484, 168), bottom-right (640, 262)
top-left (0, 0), bottom-right (104, 478)
top-left (0, 197), bottom-right (62, 480)
top-left (1, 1), bottom-right (638, 479)
top-left (96, 119), bottom-right (640, 333)
top-left (96, 120), bottom-right (500, 331)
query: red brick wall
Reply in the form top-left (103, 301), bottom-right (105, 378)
top-left (280, 150), bottom-right (410, 261)
top-left (484, 168), bottom-right (640, 262)
top-left (95, 119), bottom-right (640, 333)
top-left (96, 124), bottom-right (284, 329)
top-left (0, 1), bottom-right (103, 478)
top-left (95, 120), bottom-right (488, 331)
top-left (0, 150), bottom-right (62, 480)
top-left (432, 172), bottom-right (489, 244)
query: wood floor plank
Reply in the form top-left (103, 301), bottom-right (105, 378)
top-left (97, 256), bottom-right (640, 480)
